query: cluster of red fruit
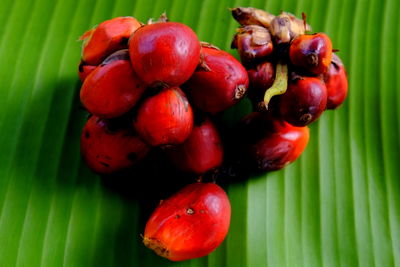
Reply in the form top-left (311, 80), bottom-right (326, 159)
top-left (78, 15), bottom-right (248, 176)
top-left (76, 5), bottom-right (348, 261)
top-left (230, 7), bottom-right (348, 172)
top-left (77, 15), bottom-right (245, 261)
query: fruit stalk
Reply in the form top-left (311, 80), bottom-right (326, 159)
top-left (263, 63), bottom-right (288, 109)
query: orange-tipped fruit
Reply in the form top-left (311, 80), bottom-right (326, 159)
top-left (143, 182), bottom-right (231, 261)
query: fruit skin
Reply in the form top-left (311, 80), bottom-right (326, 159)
top-left (133, 87), bottom-right (194, 146)
top-left (231, 25), bottom-right (273, 65)
top-left (129, 22), bottom-right (200, 87)
top-left (81, 16), bottom-right (141, 65)
top-left (166, 117), bottom-right (223, 174)
top-left (324, 53), bottom-right (348, 109)
top-left (238, 112), bottom-right (309, 171)
top-left (81, 116), bottom-right (150, 174)
top-left (80, 50), bottom-right (146, 119)
top-left (247, 61), bottom-right (275, 109)
top-left (185, 46), bottom-right (249, 114)
top-left (78, 61), bottom-right (96, 82)
top-left (280, 75), bottom-right (327, 126)
top-left (289, 33), bottom-right (332, 75)
top-left (143, 182), bottom-right (231, 261)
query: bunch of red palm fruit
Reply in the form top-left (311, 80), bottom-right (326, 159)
top-left (76, 7), bottom-right (348, 262)
top-left (230, 7), bottom-right (348, 172)
top-left (78, 14), bottom-right (243, 262)
top-left (78, 15), bottom-right (248, 177)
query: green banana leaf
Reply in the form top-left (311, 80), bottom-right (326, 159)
top-left (0, 0), bottom-right (399, 266)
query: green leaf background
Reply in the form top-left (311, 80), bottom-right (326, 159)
top-left (0, 0), bottom-right (399, 266)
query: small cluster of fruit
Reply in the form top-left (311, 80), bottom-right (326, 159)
top-left (78, 15), bottom-right (246, 261)
top-left (229, 7), bottom-right (348, 172)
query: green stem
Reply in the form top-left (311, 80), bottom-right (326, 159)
top-left (263, 63), bottom-right (288, 109)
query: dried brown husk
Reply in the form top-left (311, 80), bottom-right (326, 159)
top-left (269, 12), bottom-right (312, 45)
top-left (231, 7), bottom-right (275, 28)
top-left (232, 25), bottom-right (272, 47)
top-left (147, 12), bottom-right (169, 24)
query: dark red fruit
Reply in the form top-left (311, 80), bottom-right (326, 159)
top-left (289, 33), bottom-right (332, 75)
top-left (134, 87), bottom-right (194, 146)
top-left (78, 61), bottom-right (96, 82)
top-left (231, 25), bottom-right (273, 64)
top-left (324, 53), bottom-right (348, 109)
top-left (143, 182), bottom-right (231, 261)
top-left (80, 16), bottom-right (141, 65)
top-left (129, 22), bottom-right (200, 87)
top-left (80, 50), bottom-right (146, 118)
top-left (247, 61), bottom-right (275, 108)
top-left (238, 112), bottom-right (309, 171)
top-left (185, 44), bottom-right (249, 114)
top-left (80, 116), bottom-right (150, 174)
top-left (166, 117), bottom-right (223, 174)
top-left (280, 75), bottom-right (327, 126)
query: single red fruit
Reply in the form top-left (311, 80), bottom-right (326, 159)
top-left (247, 61), bottom-right (275, 109)
top-left (289, 33), bottom-right (332, 75)
top-left (80, 16), bottom-right (141, 65)
top-left (238, 112), bottom-right (309, 171)
top-left (78, 61), bottom-right (97, 82)
top-left (80, 116), bottom-right (150, 174)
top-left (184, 44), bottom-right (249, 114)
top-left (231, 25), bottom-right (274, 65)
top-left (133, 87), bottom-right (194, 146)
top-left (280, 75), bottom-right (327, 126)
top-left (166, 116), bottom-right (223, 174)
top-left (129, 22), bottom-right (200, 87)
top-left (143, 182), bottom-right (231, 261)
top-left (80, 50), bottom-right (146, 119)
top-left (324, 53), bottom-right (348, 109)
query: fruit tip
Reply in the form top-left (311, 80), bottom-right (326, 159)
top-left (234, 84), bottom-right (247, 100)
top-left (143, 237), bottom-right (170, 259)
top-left (159, 12), bottom-right (169, 22)
top-left (301, 12), bottom-right (307, 30)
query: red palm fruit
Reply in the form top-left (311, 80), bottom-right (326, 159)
top-left (129, 22), bottom-right (200, 87)
top-left (247, 61), bottom-right (275, 109)
top-left (80, 50), bottom-right (146, 119)
top-left (289, 33), bottom-right (332, 75)
top-left (238, 112), bottom-right (309, 171)
top-left (231, 25), bottom-right (273, 64)
top-left (280, 75), bottom-right (327, 126)
top-left (80, 16), bottom-right (141, 65)
top-left (185, 44), bottom-right (249, 114)
top-left (143, 182), bottom-right (231, 261)
top-left (133, 87), bottom-right (194, 146)
top-left (324, 53), bottom-right (348, 109)
top-left (80, 116), bottom-right (150, 174)
top-left (166, 117), bottom-right (223, 174)
top-left (78, 61), bottom-right (97, 82)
